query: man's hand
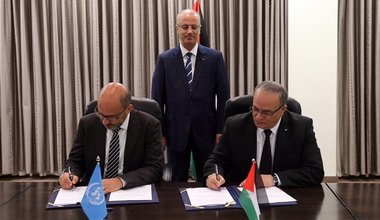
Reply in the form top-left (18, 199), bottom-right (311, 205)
top-left (261, 174), bottom-right (275, 187)
top-left (59, 172), bottom-right (79, 189)
top-left (206, 173), bottom-right (225, 190)
top-left (102, 178), bottom-right (123, 194)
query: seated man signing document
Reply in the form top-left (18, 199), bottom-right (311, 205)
top-left (59, 82), bottom-right (164, 193)
top-left (204, 81), bottom-right (324, 190)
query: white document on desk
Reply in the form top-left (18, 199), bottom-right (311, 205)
top-left (186, 187), bottom-right (235, 206)
top-left (54, 184), bottom-right (152, 205)
top-left (263, 186), bottom-right (296, 204)
top-left (238, 186), bottom-right (296, 205)
top-left (54, 186), bottom-right (87, 205)
top-left (109, 184), bottom-right (152, 201)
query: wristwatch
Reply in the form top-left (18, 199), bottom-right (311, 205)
top-left (272, 174), bottom-right (279, 186)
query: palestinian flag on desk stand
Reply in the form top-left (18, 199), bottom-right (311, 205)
top-left (193, 0), bottom-right (209, 47)
top-left (239, 159), bottom-right (261, 220)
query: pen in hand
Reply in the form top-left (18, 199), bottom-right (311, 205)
top-left (215, 164), bottom-right (220, 190)
top-left (215, 164), bottom-right (220, 181)
top-left (68, 167), bottom-right (75, 188)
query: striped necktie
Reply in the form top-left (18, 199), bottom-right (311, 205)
top-left (105, 127), bottom-right (120, 178)
top-left (185, 52), bottom-right (193, 90)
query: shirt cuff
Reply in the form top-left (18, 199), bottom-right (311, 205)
top-left (118, 177), bottom-right (127, 188)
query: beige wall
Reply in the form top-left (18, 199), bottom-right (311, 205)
top-left (288, 0), bottom-right (338, 176)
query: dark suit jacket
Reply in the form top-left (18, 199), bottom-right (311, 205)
top-left (152, 45), bottom-right (230, 151)
top-left (204, 111), bottom-right (324, 187)
top-left (65, 110), bottom-right (164, 189)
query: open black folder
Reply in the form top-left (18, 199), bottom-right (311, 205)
top-left (46, 184), bottom-right (159, 209)
top-left (179, 186), bottom-right (297, 211)
top-left (179, 186), bottom-right (241, 211)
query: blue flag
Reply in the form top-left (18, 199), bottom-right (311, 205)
top-left (81, 161), bottom-right (107, 220)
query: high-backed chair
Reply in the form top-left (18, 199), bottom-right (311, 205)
top-left (224, 95), bottom-right (302, 119)
top-left (84, 97), bottom-right (172, 181)
top-left (85, 96), bottom-right (162, 122)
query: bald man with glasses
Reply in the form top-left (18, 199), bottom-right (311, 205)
top-left (59, 82), bottom-right (164, 193)
top-left (204, 81), bottom-right (324, 190)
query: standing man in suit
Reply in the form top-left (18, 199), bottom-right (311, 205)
top-left (152, 9), bottom-right (230, 182)
top-left (204, 81), bottom-right (324, 189)
top-left (59, 82), bottom-right (164, 193)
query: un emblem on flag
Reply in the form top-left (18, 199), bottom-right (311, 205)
top-left (85, 182), bottom-right (105, 205)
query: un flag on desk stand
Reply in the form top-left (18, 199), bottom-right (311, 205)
top-left (81, 156), bottom-right (107, 220)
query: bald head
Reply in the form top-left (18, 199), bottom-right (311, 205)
top-left (96, 83), bottom-right (132, 129)
top-left (98, 82), bottom-right (131, 113)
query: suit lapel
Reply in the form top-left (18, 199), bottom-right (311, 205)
top-left (238, 114), bottom-right (257, 163)
top-left (273, 113), bottom-right (291, 170)
top-left (94, 122), bottom-right (107, 176)
top-left (171, 46), bottom-right (191, 94)
top-left (123, 111), bottom-right (138, 170)
top-left (192, 45), bottom-right (207, 92)
top-left (247, 117), bottom-right (257, 161)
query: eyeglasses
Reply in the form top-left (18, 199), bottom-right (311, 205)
top-left (250, 105), bottom-right (284, 117)
top-left (177, 24), bottom-right (201, 31)
top-left (94, 106), bottom-right (126, 122)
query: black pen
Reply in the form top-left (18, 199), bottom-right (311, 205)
top-left (215, 164), bottom-right (221, 191)
top-left (68, 167), bottom-right (75, 188)
top-left (68, 167), bottom-right (73, 181)
top-left (215, 164), bottom-right (220, 181)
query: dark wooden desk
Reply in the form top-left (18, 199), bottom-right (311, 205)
top-left (0, 182), bottom-right (33, 207)
top-left (327, 183), bottom-right (380, 220)
top-left (0, 182), bottom-right (354, 219)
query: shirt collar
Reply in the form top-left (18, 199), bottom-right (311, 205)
top-left (180, 43), bottom-right (198, 57)
top-left (108, 111), bottom-right (130, 132)
top-left (257, 117), bottom-right (282, 135)
top-left (120, 111), bottom-right (130, 130)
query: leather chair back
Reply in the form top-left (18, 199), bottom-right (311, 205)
top-left (224, 95), bottom-right (302, 119)
top-left (85, 96), bottom-right (162, 121)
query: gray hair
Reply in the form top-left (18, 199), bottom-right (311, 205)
top-left (120, 88), bottom-right (132, 108)
top-left (176, 9), bottom-right (200, 25)
top-left (254, 81), bottom-right (288, 106)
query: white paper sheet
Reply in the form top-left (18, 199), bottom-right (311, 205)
top-left (109, 184), bottom-right (152, 201)
top-left (52, 184), bottom-right (153, 205)
top-left (238, 186), bottom-right (296, 204)
top-left (54, 186), bottom-right (87, 205)
top-left (263, 186), bottom-right (297, 204)
top-left (185, 187), bottom-right (235, 207)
